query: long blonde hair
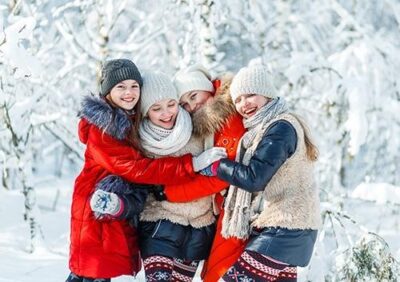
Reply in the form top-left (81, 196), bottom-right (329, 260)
top-left (292, 114), bottom-right (319, 161)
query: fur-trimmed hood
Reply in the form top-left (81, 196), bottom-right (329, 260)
top-left (80, 95), bottom-right (133, 141)
top-left (192, 73), bottom-right (237, 138)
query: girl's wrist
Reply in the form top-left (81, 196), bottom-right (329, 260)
top-left (211, 160), bottom-right (221, 176)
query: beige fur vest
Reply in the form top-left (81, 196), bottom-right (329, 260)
top-left (251, 113), bottom-right (321, 230)
top-left (140, 136), bottom-right (215, 228)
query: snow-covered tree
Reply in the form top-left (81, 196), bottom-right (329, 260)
top-left (1, 0), bottom-right (399, 278)
top-left (0, 16), bottom-right (45, 252)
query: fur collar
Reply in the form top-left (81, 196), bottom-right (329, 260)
top-left (192, 73), bottom-right (237, 138)
top-left (80, 95), bottom-right (132, 140)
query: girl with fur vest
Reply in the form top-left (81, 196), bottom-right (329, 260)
top-left (66, 60), bottom-right (226, 282)
top-left (157, 65), bottom-right (248, 282)
top-left (206, 65), bottom-right (321, 282)
top-left (91, 71), bottom-right (224, 281)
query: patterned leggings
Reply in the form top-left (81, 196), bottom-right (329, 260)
top-left (143, 255), bottom-right (200, 282)
top-left (221, 250), bottom-right (297, 282)
top-left (66, 272), bottom-right (110, 282)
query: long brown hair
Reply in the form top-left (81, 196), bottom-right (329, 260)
top-left (126, 98), bottom-right (144, 154)
top-left (292, 114), bottom-right (319, 162)
top-left (104, 95), bottom-right (144, 154)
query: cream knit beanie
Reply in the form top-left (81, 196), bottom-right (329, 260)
top-left (140, 71), bottom-right (178, 115)
top-left (173, 64), bottom-right (214, 99)
top-left (230, 65), bottom-right (278, 102)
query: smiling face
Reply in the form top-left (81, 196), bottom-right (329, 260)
top-left (234, 94), bottom-right (269, 119)
top-left (107, 79), bottom-right (140, 111)
top-left (147, 98), bottom-right (179, 129)
top-left (179, 90), bottom-right (213, 114)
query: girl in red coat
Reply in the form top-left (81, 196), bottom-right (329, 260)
top-left (66, 59), bottom-right (225, 282)
top-left (161, 65), bottom-right (248, 282)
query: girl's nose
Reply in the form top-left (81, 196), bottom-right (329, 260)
top-left (188, 103), bottom-right (196, 113)
top-left (126, 88), bottom-right (136, 95)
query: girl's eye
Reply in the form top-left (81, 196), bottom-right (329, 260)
top-left (131, 84), bottom-right (139, 88)
top-left (190, 93), bottom-right (197, 100)
top-left (151, 108), bottom-right (160, 112)
top-left (168, 103), bottom-right (176, 107)
top-left (117, 85), bottom-right (125, 89)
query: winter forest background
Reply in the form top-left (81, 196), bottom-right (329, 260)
top-left (1, 0), bottom-right (399, 281)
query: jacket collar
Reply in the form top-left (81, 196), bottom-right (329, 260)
top-left (80, 95), bottom-right (132, 140)
top-left (192, 73), bottom-right (237, 137)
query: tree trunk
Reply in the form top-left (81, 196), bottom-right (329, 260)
top-left (20, 165), bottom-right (42, 253)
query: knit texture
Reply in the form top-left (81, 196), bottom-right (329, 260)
top-left (141, 71), bottom-right (178, 115)
top-left (139, 106), bottom-right (193, 156)
top-left (230, 65), bottom-right (278, 102)
top-left (221, 99), bottom-right (289, 240)
top-left (100, 59), bottom-right (142, 96)
top-left (173, 64), bottom-right (214, 98)
top-left (222, 250), bottom-right (297, 282)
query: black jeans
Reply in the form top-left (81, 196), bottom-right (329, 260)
top-left (66, 272), bottom-right (111, 282)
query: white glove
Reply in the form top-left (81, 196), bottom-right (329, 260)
top-left (90, 190), bottom-right (122, 215)
top-left (192, 147), bottom-right (227, 172)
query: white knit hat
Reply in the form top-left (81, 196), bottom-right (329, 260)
top-left (140, 71), bottom-right (178, 115)
top-left (230, 65), bottom-right (278, 102)
top-left (173, 64), bottom-right (214, 99)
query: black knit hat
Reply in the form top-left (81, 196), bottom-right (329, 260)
top-left (100, 59), bottom-right (143, 96)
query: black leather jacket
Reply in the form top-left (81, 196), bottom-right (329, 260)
top-left (217, 120), bottom-right (297, 192)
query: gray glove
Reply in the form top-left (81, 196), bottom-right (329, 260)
top-left (192, 147), bottom-right (227, 172)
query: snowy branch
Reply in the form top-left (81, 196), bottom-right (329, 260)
top-left (43, 123), bottom-right (84, 161)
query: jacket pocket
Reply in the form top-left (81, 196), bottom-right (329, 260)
top-left (151, 220), bottom-right (162, 238)
top-left (150, 220), bottom-right (186, 248)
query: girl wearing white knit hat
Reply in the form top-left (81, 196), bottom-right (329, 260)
top-left (202, 65), bottom-right (321, 282)
top-left (173, 64), bottom-right (215, 113)
top-left (91, 71), bottom-right (228, 282)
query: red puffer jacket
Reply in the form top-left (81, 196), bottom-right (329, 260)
top-left (69, 96), bottom-right (195, 278)
top-left (163, 75), bottom-right (247, 282)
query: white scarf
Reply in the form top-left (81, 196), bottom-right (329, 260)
top-left (222, 97), bottom-right (288, 239)
top-left (139, 106), bottom-right (192, 155)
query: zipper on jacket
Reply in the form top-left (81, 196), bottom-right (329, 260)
top-left (151, 220), bottom-right (162, 238)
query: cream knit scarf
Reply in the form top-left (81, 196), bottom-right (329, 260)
top-left (222, 98), bottom-right (288, 239)
top-left (139, 106), bottom-right (192, 155)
